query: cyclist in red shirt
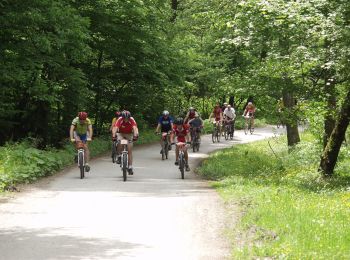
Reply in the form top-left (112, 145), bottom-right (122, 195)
top-left (184, 107), bottom-right (199, 124)
top-left (112, 111), bottom-right (139, 175)
top-left (170, 118), bottom-right (191, 171)
top-left (209, 102), bottom-right (223, 135)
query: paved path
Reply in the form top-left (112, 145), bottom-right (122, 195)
top-left (0, 126), bottom-right (284, 260)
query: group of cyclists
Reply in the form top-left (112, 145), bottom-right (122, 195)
top-left (69, 101), bottom-right (256, 176)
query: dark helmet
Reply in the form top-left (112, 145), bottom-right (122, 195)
top-left (175, 117), bottom-right (184, 125)
top-left (121, 110), bottom-right (131, 119)
top-left (78, 111), bottom-right (87, 120)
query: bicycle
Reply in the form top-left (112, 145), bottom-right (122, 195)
top-left (111, 138), bottom-right (118, 163)
top-left (159, 132), bottom-right (171, 160)
top-left (190, 127), bottom-right (201, 152)
top-left (243, 115), bottom-right (254, 135)
top-left (74, 140), bottom-right (91, 179)
top-left (173, 142), bottom-right (190, 179)
top-left (211, 122), bottom-right (221, 143)
top-left (224, 120), bottom-right (234, 140)
top-left (119, 139), bottom-right (133, 181)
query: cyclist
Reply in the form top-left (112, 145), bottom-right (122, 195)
top-left (221, 102), bottom-right (228, 113)
top-left (69, 111), bottom-right (93, 172)
top-left (243, 102), bottom-right (256, 129)
top-left (209, 102), bottom-right (223, 135)
top-left (155, 110), bottom-right (174, 153)
top-left (223, 104), bottom-right (236, 133)
top-left (112, 110), bottom-right (139, 175)
top-left (110, 111), bottom-right (121, 132)
top-left (188, 113), bottom-right (203, 144)
top-left (171, 118), bottom-right (191, 171)
top-left (184, 107), bottom-right (199, 124)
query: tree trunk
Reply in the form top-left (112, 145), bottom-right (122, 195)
top-left (323, 78), bottom-right (336, 148)
top-left (282, 90), bottom-right (300, 147)
top-left (170, 0), bottom-right (179, 22)
top-left (319, 89), bottom-right (350, 177)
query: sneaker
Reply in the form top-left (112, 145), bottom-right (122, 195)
top-left (117, 156), bottom-right (121, 164)
top-left (85, 164), bottom-right (90, 172)
top-left (174, 161), bottom-right (179, 166)
top-left (128, 166), bottom-right (133, 175)
top-left (185, 164), bottom-right (190, 171)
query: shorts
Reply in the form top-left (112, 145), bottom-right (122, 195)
top-left (74, 132), bottom-right (88, 143)
top-left (117, 133), bottom-right (133, 142)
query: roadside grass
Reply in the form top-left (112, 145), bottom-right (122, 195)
top-left (0, 129), bottom-right (158, 191)
top-left (198, 133), bottom-right (350, 259)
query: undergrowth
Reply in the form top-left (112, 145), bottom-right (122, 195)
top-left (199, 133), bottom-right (350, 259)
top-left (0, 129), bottom-right (158, 190)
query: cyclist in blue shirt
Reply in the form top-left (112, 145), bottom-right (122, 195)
top-left (155, 110), bottom-right (174, 153)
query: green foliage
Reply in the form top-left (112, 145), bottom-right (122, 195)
top-left (199, 134), bottom-right (350, 258)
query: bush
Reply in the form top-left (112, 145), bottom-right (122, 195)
top-left (0, 129), bottom-right (158, 190)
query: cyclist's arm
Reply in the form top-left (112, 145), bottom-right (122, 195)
top-left (88, 124), bottom-right (93, 140)
top-left (112, 126), bottom-right (119, 137)
top-left (133, 125), bottom-right (139, 136)
top-left (209, 112), bottom-right (213, 121)
top-left (184, 112), bottom-right (189, 123)
top-left (170, 131), bottom-right (175, 143)
top-left (155, 123), bottom-right (161, 133)
top-left (69, 125), bottom-right (75, 140)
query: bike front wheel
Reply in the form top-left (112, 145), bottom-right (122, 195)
top-left (179, 154), bottom-right (185, 179)
top-left (79, 151), bottom-right (85, 179)
top-left (122, 154), bottom-right (128, 181)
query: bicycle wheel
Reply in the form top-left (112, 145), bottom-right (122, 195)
top-left (179, 155), bottom-right (185, 179)
top-left (165, 142), bottom-right (169, 159)
top-left (224, 126), bottom-right (228, 140)
top-left (111, 142), bottom-right (117, 163)
top-left (161, 143), bottom-right (165, 160)
top-left (79, 151), bottom-right (84, 179)
top-left (216, 128), bottom-right (221, 142)
top-left (212, 130), bottom-right (216, 143)
top-left (250, 120), bottom-right (254, 134)
top-left (230, 125), bottom-right (234, 139)
top-left (244, 122), bottom-right (248, 135)
top-left (122, 153), bottom-right (127, 182)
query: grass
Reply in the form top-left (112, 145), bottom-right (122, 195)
top-left (0, 129), bottom-right (158, 191)
top-left (198, 133), bottom-right (350, 259)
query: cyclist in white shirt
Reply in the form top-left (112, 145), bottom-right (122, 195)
top-left (223, 105), bottom-right (236, 121)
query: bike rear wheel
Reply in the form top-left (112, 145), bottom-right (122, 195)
top-left (165, 142), bottom-right (169, 159)
top-left (111, 142), bottom-right (117, 163)
top-left (79, 151), bottom-right (84, 179)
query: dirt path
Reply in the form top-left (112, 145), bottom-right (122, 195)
top-left (0, 126), bottom-right (284, 260)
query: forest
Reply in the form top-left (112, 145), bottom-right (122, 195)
top-left (1, 0), bottom-right (350, 177)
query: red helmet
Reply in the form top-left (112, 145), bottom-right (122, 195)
top-left (121, 110), bottom-right (131, 119)
top-left (115, 111), bottom-right (121, 117)
top-left (78, 112), bottom-right (87, 120)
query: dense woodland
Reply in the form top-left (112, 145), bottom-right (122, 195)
top-left (1, 0), bottom-right (350, 176)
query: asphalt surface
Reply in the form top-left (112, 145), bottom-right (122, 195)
top-left (0, 126), bottom-right (285, 260)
